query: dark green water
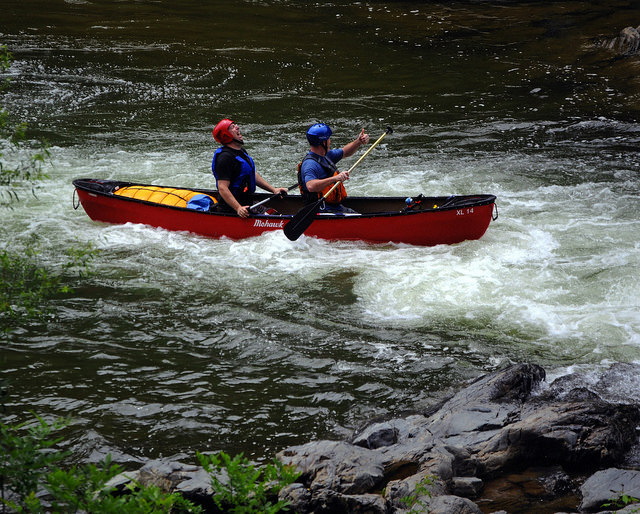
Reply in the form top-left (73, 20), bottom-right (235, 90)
top-left (2, 0), bottom-right (640, 475)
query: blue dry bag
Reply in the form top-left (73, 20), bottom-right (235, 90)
top-left (187, 194), bottom-right (216, 211)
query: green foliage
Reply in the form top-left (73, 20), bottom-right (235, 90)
top-left (62, 239), bottom-right (99, 278)
top-left (1, 44), bottom-right (50, 205)
top-left (1, 412), bottom-right (301, 514)
top-left (0, 414), bottom-right (70, 511)
top-left (0, 245), bottom-right (64, 323)
top-left (0, 45), bottom-right (11, 93)
top-left (0, 238), bottom-right (98, 330)
top-left (41, 456), bottom-right (201, 513)
top-left (0, 415), bottom-right (202, 513)
top-left (0, 48), bottom-right (8, 69)
top-left (400, 475), bottom-right (436, 513)
top-left (603, 490), bottom-right (640, 511)
top-left (197, 450), bottom-right (300, 514)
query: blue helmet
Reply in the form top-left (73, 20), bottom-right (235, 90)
top-left (306, 123), bottom-right (332, 146)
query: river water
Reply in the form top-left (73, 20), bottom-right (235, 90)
top-left (2, 0), bottom-right (640, 470)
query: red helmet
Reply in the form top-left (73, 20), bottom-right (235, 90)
top-left (212, 118), bottom-right (234, 144)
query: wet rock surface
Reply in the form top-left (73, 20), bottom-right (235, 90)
top-left (603, 26), bottom-right (640, 55)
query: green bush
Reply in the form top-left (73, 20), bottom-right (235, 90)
top-left (0, 414), bottom-right (202, 513)
top-left (0, 239), bottom-right (98, 331)
top-left (41, 456), bottom-right (201, 513)
top-left (0, 245), bottom-right (63, 324)
top-left (1, 412), bottom-right (302, 513)
top-left (197, 450), bottom-right (300, 513)
top-left (399, 475), bottom-right (436, 513)
top-left (0, 414), bottom-right (70, 511)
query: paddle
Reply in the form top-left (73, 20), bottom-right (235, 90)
top-left (249, 184), bottom-right (298, 213)
top-left (283, 126), bottom-right (393, 241)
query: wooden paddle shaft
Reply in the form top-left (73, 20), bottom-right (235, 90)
top-left (320, 126), bottom-right (393, 200)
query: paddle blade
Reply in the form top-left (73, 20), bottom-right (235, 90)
top-left (283, 200), bottom-right (322, 241)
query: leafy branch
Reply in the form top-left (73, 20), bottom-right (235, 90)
top-left (0, 414), bottom-right (202, 513)
top-left (603, 489), bottom-right (640, 512)
top-left (1, 44), bottom-right (50, 206)
top-left (400, 475), bottom-right (436, 513)
top-left (0, 238), bottom-right (98, 331)
top-left (197, 450), bottom-right (300, 513)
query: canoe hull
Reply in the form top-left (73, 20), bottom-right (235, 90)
top-left (305, 204), bottom-right (495, 246)
top-left (74, 184), bottom-right (288, 240)
top-left (73, 179), bottom-right (497, 246)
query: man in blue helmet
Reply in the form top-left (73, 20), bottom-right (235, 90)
top-left (212, 118), bottom-right (288, 218)
top-left (298, 123), bottom-right (369, 214)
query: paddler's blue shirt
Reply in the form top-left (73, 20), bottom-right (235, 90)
top-left (300, 148), bottom-right (344, 185)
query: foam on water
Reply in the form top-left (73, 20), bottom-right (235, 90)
top-left (11, 138), bottom-right (637, 375)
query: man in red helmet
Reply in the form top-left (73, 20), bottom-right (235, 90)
top-left (212, 119), bottom-right (288, 218)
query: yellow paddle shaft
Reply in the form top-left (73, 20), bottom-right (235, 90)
top-left (321, 127), bottom-right (392, 200)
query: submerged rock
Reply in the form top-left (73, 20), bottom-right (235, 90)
top-left (602, 26), bottom-right (640, 55)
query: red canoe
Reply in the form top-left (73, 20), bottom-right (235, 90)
top-left (72, 179), bottom-right (497, 246)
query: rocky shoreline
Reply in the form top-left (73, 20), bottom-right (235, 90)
top-left (115, 363), bottom-right (640, 513)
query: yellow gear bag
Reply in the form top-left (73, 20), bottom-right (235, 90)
top-left (114, 186), bottom-right (217, 209)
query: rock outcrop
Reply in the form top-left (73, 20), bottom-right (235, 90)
top-left (276, 363), bottom-right (640, 512)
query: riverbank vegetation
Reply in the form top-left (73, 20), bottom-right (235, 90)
top-left (1, 45), bottom-right (49, 206)
top-left (0, 413), bottom-right (199, 512)
top-left (0, 412), bottom-right (299, 513)
top-left (1, 44), bottom-right (59, 331)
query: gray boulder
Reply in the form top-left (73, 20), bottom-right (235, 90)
top-left (580, 468), bottom-right (640, 512)
top-left (428, 494), bottom-right (483, 514)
